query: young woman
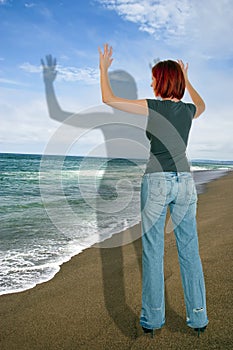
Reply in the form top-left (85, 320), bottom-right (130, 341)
top-left (98, 44), bottom-right (209, 337)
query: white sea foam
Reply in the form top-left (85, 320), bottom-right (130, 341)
top-left (191, 166), bottom-right (211, 171)
top-left (0, 217), bottom-right (142, 296)
top-left (0, 242), bottom-right (86, 296)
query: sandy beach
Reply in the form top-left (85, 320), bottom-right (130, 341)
top-left (0, 172), bottom-right (232, 350)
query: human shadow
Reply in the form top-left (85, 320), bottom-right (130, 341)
top-left (41, 55), bottom-right (150, 338)
top-left (165, 285), bottom-right (187, 334)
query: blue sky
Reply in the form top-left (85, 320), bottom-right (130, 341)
top-left (0, 0), bottom-right (233, 160)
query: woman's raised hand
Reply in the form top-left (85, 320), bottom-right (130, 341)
top-left (98, 44), bottom-right (114, 71)
top-left (177, 59), bottom-right (189, 84)
top-left (41, 54), bottom-right (57, 84)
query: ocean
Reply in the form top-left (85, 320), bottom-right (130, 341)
top-left (0, 153), bottom-right (232, 296)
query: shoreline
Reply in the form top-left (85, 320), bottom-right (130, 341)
top-left (192, 169), bottom-right (231, 194)
top-left (0, 172), bottom-right (233, 349)
top-left (0, 169), bottom-right (230, 297)
top-left (0, 169), bottom-right (229, 297)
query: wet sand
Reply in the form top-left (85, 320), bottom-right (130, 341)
top-left (0, 172), bottom-right (232, 350)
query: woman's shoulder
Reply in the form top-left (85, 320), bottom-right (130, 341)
top-left (146, 98), bottom-right (160, 109)
top-left (146, 98), bottom-right (181, 109)
top-left (146, 98), bottom-right (196, 118)
top-left (183, 102), bottom-right (196, 116)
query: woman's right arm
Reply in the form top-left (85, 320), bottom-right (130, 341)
top-left (178, 60), bottom-right (205, 119)
top-left (99, 44), bottom-right (148, 116)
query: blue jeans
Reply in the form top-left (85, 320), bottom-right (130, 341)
top-left (140, 172), bottom-right (209, 330)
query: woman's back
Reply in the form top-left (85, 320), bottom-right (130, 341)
top-left (145, 99), bottom-right (196, 173)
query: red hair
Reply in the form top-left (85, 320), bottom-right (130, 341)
top-left (152, 60), bottom-right (185, 100)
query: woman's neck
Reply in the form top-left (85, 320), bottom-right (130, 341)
top-left (162, 97), bottom-right (180, 102)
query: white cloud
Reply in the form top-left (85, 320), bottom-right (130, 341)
top-left (98, 0), bottom-right (192, 38)
top-left (0, 87), bottom-right (105, 156)
top-left (19, 62), bottom-right (41, 73)
top-left (0, 0), bottom-right (8, 5)
top-left (24, 2), bottom-right (36, 8)
top-left (0, 89), bottom-right (58, 151)
top-left (98, 0), bottom-right (233, 57)
top-left (188, 115), bottom-right (233, 161)
top-left (0, 78), bottom-right (27, 86)
top-left (19, 62), bottom-right (99, 84)
top-left (59, 54), bottom-right (70, 61)
top-left (56, 65), bottom-right (99, 83)
top-left (23, 2), bottom-right (53, 19)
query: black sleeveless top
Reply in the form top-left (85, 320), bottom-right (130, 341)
top-left (145, 99), bottom-right (196, 173)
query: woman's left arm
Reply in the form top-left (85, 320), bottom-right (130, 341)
top-left (98, 44), bottom-right (148, 116)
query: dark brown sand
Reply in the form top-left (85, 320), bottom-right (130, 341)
top-left (0, 172), bottom-right (232, 350)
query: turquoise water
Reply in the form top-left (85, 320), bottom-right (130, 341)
top-left (0, 153), bottom-right (232, 295)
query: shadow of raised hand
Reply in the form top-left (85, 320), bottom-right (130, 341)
top-left (41, 54), bottom-right (57, 84)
